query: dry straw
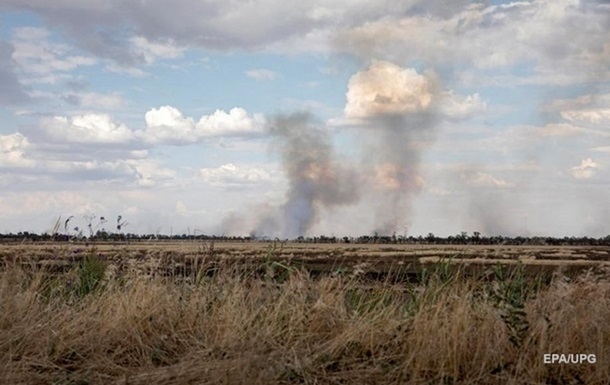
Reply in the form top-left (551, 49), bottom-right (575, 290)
top-left (0, 255), bottom-right (608, 384)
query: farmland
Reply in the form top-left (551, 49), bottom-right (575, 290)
top-left (1, 241), bottom-right (609, 384)
top-left (2, 240), bottom-right (609, 281)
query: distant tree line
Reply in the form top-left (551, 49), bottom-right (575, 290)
top-left (294, 232), bottom-right (610, 246)
top-left (2, 230), bottom-right (610, 246)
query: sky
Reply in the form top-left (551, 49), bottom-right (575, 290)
top-left (0, 0), bottom-right (609, 238)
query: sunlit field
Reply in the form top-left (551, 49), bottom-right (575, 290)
top-left (1, 241), bottom-right (609, 384)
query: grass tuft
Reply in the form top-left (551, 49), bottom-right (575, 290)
top-left (0, 256), bottom-right (608, 384)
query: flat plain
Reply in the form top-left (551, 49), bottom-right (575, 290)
top-left (2, 241), bottom-right (610, 280)
top-left (1, 241), bottom-right (609, 384)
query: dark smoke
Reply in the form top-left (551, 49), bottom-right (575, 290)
top-left (255, 113), bottom-right (360, 238)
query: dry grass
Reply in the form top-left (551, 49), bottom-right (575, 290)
top-left (1, 254), bottom-right (609, 385)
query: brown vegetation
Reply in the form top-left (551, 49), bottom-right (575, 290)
top-left (1, 245), bottom-right (609, 384)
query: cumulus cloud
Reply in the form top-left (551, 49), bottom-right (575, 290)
top-left (344, 60), bottom-right (485, 122)
top-left (0, 133), bottom-right (176, 188)
top-left (27, 107), bottom-right (265, 148)
top-left (0, 132), bottom-right (148, 186)
top-left (200, 163), bottom-right (273, 187)
top-left (41, 114), bottom-right (135, 144)
top-left (341, 60), bottom-right (445, 234)
top-left (125, 158), bottom-right (176, 187)
top-left (569, 158), bottom-right (599, 180)
top-left (140, 106), bottom-right (265, 144)
top-left (345, 60), bottom-right (437, 119)
top-left (0, 133), bottom-right (34, 168)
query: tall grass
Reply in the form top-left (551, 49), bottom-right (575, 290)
top-left (0, 260), bottom-right (608, 384)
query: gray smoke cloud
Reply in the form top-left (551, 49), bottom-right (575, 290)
top-left (367, 114), bottom-right (438, 235)
top-left (252, 113), bottom-right (360, 238)
top-left (237, 62), bottom-right (446, 238)
top-left (344, 60), bottom-right (442, 235)
top-left (245, 66), bottom-right (443, 238)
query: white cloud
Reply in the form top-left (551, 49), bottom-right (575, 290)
top-left (439, 91), bottom-right (486, 120)
top-left (124, 158), bottom-right (176, 187)
top-left (41, 114), bottom-right (135, 144)
top-left (245, 69), bottom-right (277, 80)
top-left (0, 133), bottom-right (34, 168)
top-left (344, 60), bottom-right (486, 122)
top-left (550, 93), bottom-right (610, 126)
top-left (11, 27), bottom-right (97, 82)
top-left (140, 105), bottom-right (265, 144)
top-left (199, 163), bottom-right (273, 187)
top-left (25, 106), bottom-right (266, 149)
top-left (569, 158), bottom-right (599, 180)
top-left (0, 133), bottom-right (151, 186)
top-left (0, 151), bottom-right (175, 188)
top-left (144, 105), bottom-right (194, 132)
top-left (199, 108), bottom-right (265, 136)
top-left (345, 60), bottom-right (436, 119)
top-left (561, 109), bottom-right (610, 125)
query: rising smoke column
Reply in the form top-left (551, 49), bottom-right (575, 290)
top-left (234, 61), bottom-right (469, 238)
top-left (257, 113), bottom-right (360, 238)
top-left (345, 60), bottom-right (441, 235)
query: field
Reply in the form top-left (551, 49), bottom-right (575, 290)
top-left (1, 241), bottom-right (609, 384)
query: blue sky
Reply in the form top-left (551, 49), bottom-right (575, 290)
top-left (0, 0), bottom-right (609, 237)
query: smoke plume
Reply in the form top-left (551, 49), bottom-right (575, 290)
top-left (346, 60), bottom-right (441, 235)
top-left (253, 113), bottom-right (360, 238)
top-left (242, 61), bottom-right (444, 238)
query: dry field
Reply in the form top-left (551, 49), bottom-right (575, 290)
top-left (1, 241), bottom-right (609, 384)
top-left (2, 241), bottom-right (610, 280)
